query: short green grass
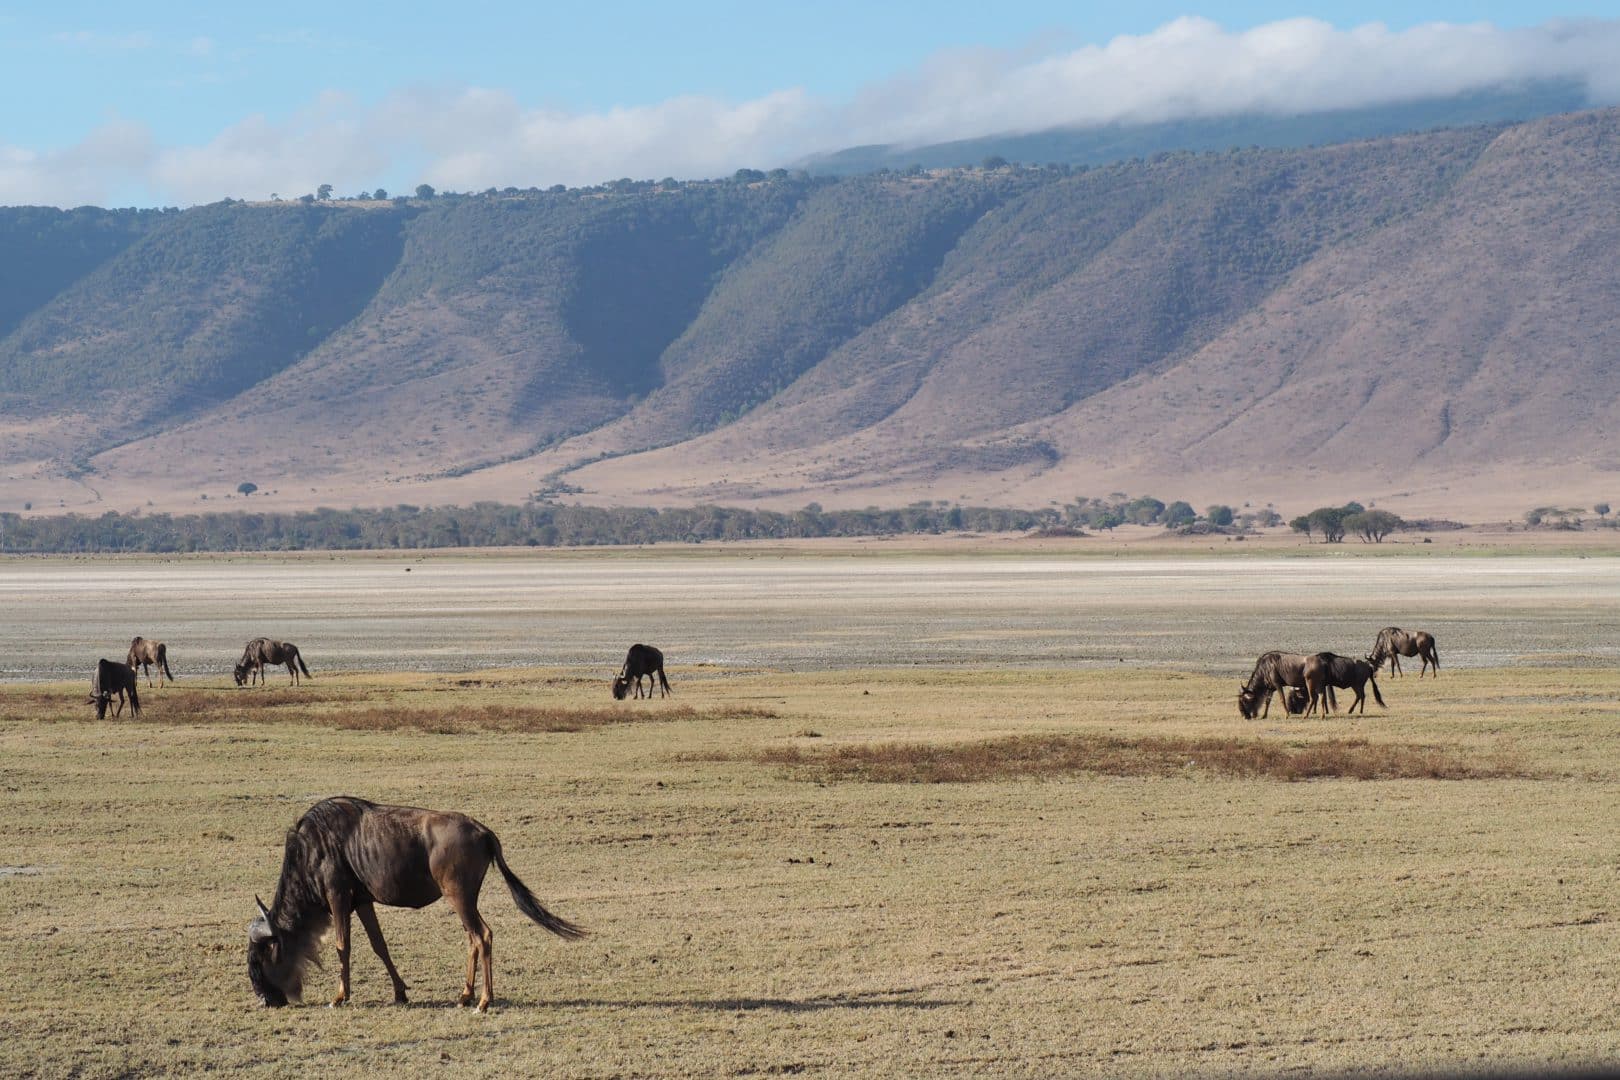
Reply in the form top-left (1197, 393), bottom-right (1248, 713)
top-left (4, 663), bottom-right (1618, 1077)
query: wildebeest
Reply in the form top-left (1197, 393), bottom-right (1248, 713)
top-left (1371, 626), bottom-right (1440, 678)
top-left (235, 637), bottom-right (311, 687)
top-left (247, 797), bottom-right (585, 1012)
top-left (611, 643), bottom-right (670, 700)
top-left (1304, 652), bottom-right (1387, 716)
top-left (126, 636), bottom-right (175, 688)
top-left (1237, 652), bottom-right (1321, 718)
top-left (87, 658), bottom-right (140, 720)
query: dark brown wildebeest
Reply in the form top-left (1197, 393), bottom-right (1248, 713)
top-left (126, 636), bottom-right (175, 688)
top-left (1371, 626), bottom-right (1439, 678)
top-left (235, 637), bottom-right (311, 687)
top-left (1237, 651), bottom-right (1322, 718)
top-left (611, 643), bottom-right (669, 700)
top-left (87, 658), bottom-right (140, 720)
top-left (247, 797), bottom-right (585, 1012)
top-left (1304, 652), bottom-right (1387, 716)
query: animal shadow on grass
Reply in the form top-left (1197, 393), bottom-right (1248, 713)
top-left (512, 989), bottom-right (962, 1013)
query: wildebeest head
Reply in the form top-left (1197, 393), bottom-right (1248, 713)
top-left (1284, 688), bottom-right (1309, 714)
top-left (1237, 685), bottom-right (1262, 719)
top-left (611, 675), bottom-right (630, 700)
top-left (233, 661), bottom-right (250, 687)
top-left (246, 896), bottom-right (302, 1007)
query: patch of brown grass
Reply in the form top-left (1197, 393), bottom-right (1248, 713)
top-left (732, 734), bottom-right (1528, 783)
top-left (329, 703), bottom-right (776, 734)
top-left (1, 686), bottom-right (775, 733)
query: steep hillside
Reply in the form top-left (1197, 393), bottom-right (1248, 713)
top-left (2, 108), bottom-right (1617, 519)
top-left (0, 206), bottom-right (157, 341)
top-left (0, 204), bottom-right (407, 423)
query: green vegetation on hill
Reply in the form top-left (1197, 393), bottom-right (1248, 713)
top-left (0, 205), bottom-right (157, 340)
top-left (643, 171), bottom-right (1039, 437)
top-left (0, 203), bottom-right (407, 415)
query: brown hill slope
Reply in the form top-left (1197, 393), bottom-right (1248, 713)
top-left (3, 110), bottom-right (1617, 520)
top-left (559, 111), bottom-right (1619, 517)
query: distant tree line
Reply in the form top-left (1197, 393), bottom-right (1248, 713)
top-left (1058, 494), bottom-right (1280, 533)
top-left (0, 494), bottom-right (1446, 554)
top-left (1519, 503), bottom-right (1619, 530)
top-left (0, 502), bottom-right (1052, 554)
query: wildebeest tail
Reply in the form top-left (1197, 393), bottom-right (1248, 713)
top-left (1369, 675), bottom-right (1386, 709)
top-left (127, 680), bottom-right (141, 716)
top-left (492, 838), bottom-right (586, 939)
top-left (658, 668), bottom-right (671, 695)
top-left (295, 650), bottom-right (311, 679)
top-left (161, 648), bottom-right (175, 681)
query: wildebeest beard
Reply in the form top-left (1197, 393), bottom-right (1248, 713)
top-left (246, 826), bottom-right (333, 1006)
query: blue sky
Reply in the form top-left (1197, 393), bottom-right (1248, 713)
top-left (3, 3), bottom-right (1619, 205)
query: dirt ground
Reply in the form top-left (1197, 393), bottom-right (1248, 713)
top-left (1, 547), bottom-right (1618, 1077)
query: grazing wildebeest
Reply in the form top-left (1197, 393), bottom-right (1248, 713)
top-left (612, 643), bottom-right (670, 700)
top-left (1371, 626), bottom-right (1440, 678)
top-left (235, 637), bottom-right (311, 687)
top-left (1237, 651), bottom-right (1322, 718)
top-left (1304, 652), bottom-right (1387, 717)
top-left (126, 636), bottom-right (175, 688)
top-left (87, 658), bottom-right (140, 720)
top-left (247, 797), bottom-right (584, 1012)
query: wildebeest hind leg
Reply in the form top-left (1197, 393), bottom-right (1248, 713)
top-left (355, 901), bottom-right (408, 1003)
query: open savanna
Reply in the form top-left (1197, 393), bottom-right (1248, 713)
top-left (2, 545), bottom-right (1619, 1077)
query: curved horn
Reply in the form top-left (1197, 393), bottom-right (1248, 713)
top-left (256, 895), bottom-right (271, 919)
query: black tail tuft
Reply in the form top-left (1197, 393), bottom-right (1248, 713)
top-left (296, 652), bottom-right (311, 678)
top-left (493, 840), bottom-right (586, 940)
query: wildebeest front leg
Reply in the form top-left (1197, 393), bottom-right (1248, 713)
top-left (329, 899), bottom-right (353, 1007)
top-left (355, 900), bottom-right (409, 1003)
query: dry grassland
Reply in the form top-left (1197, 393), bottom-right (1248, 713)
top-left (3, 660), bottom-right (1619, 1078)
top-left (2, 547), bottom-right (1618, 1077)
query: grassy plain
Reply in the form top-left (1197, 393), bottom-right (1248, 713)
top-left (2, 544), bottom-right (1619, 1077)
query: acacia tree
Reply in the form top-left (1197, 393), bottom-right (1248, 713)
top-left (1306, 506), bottom-right (1348, 542)
top-left (1289, 514), bottom-right (1313, 540)
top-left (1163, 501), bottom-right (1196, 527)
top-left (1345, 509), bottom-right (1403, 542)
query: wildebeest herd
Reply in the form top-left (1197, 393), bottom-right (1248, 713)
top-left (1238, 625), bottom-right (1438, 720)
top-left (76, 634), bottom-right (673, 1010)
top-left (77, 624), bottom-right (1439, 1012)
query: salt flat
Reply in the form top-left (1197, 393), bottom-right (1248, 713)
top-left (3, 549), bottom-right (1618, 680)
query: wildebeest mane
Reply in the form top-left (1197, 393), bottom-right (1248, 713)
top-left (248, 802), bottom-right (351, 1005)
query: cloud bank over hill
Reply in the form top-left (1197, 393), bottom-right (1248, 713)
top-left (5, 16), bottom-right (1619, 206)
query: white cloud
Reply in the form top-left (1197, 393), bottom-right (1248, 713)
top-left (8, 16), bottom-right (1620, 207)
